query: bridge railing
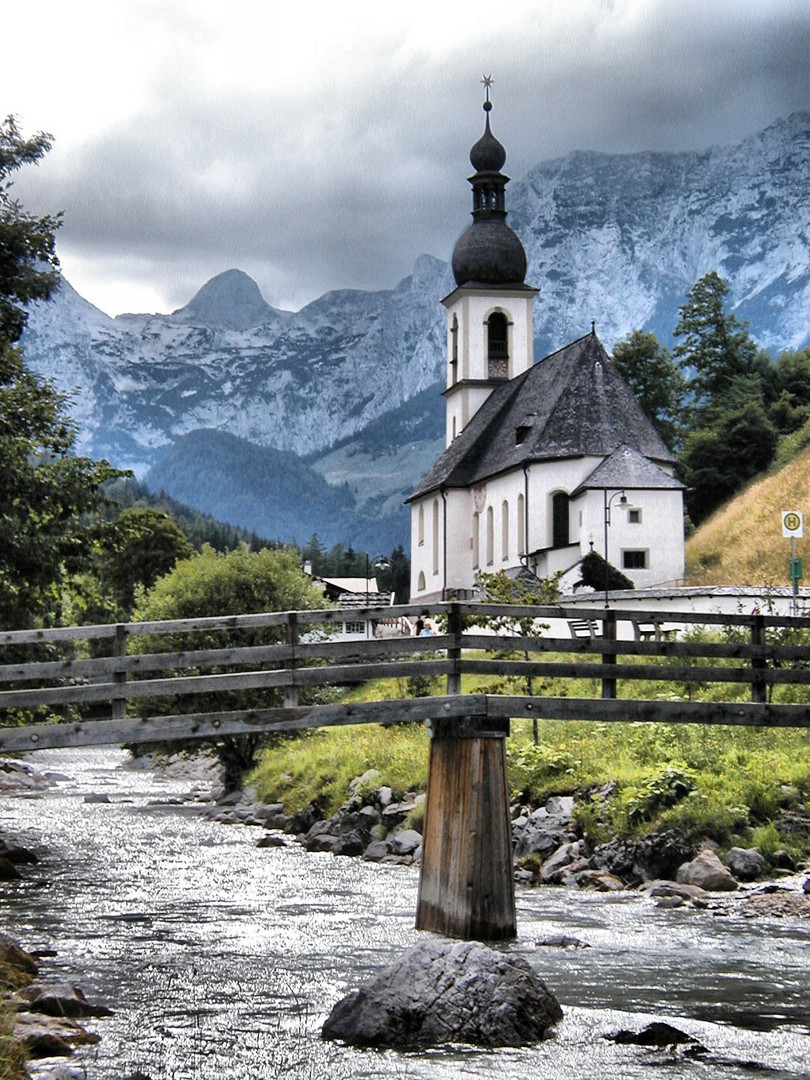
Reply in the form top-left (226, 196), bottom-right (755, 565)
top-left (1, 601), bottom-right (809, 750)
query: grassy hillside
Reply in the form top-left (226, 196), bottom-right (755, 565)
top-left (686, 445), bottom-right (810, 587)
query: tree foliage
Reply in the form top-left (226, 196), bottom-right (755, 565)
top-left (131, 545), bottom-right (326, 790)
top-left (0, 116), bottom-right (62, 348)
top-left (0, 345), bottom-right (122, 627)
top-left (0, 118), bottom-right (123, 628)
top-left (573, 551), bottom-right (634, 593)
top-left (612, 329), bottom-right (686, 449)
top-left (672, 270), bottom-right (766, 418)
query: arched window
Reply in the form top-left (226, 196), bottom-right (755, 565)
top-left (501, 500), bottom-right (509, 560)
top-left (417, 571), bottom-right (426, 593)
top-left (552, 492), bottom-right (570, 548)
top-left (432, 499), bottom-right (440, 575)
top-left (418, 503), bottom-right (425, 546)
top-left (472, 512), bottom-right (480, 568)
top-left (517, 493), bottom-right (526, 555)
top-left (486, 506), bottom-right (494, 565)
top-left (450, 315), bottom-right (459, 385)
top-left (487, 312), bottom-right (508, 379)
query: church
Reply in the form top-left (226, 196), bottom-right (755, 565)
top-left (408, 88), bottom-right (685, 604)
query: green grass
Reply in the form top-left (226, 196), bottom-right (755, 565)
top-left (250, 641), bottom-right (810, 860)
top-left (250, 723), bottom-right (430, 818)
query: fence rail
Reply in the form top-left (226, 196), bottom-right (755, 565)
top-left (1, 601), bottom-right (809, 751)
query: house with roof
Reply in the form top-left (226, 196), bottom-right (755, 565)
top-left (407, 89), bottom-right (685, 604)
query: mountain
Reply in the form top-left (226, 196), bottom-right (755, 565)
top-left (510, 112), bottom-right (810, 356)
top-left (20, 112), bottom-right (810, 548)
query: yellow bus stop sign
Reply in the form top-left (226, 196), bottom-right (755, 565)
top-left (782, 510), bottom-right (804, 538)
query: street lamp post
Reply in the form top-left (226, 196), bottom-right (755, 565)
top-left (365, 553), bottom-right (390, 637)
top-left (603, 489), bottom-right (627, 607)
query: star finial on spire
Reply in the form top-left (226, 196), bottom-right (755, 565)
top-left (481, 74), bottom-right (493, 112)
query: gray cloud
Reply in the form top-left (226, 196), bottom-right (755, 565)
top-left (13, 1), bottom-right (810, 314)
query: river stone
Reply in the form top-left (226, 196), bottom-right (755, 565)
top-left (14, 1012), bottom-right (101, 1055)
top-left (0, 933), bottom-right (38, 978)
top-left (724, 847), bottom-right (768, 882)
top-left (321, 939), bottom-right (562, 1048)
top-left (362, 840), bottom-right (391, 862)
top-left (19, 982), bottom-right (113, 1018)
top-left (541, 841), bottom-right (585, 884)
top-left (677, 849), bottom-right (738, 892)
top-left (608, 1021), bottom-right (702, 1048)
top-left (590, 829), bottom-right (694, 884)
top-left (0, 857), bottom-right (21, 880)
top-left (576, 869), bottom-right (625, 891)
top-left (389, 829), bottom-right (422, 856)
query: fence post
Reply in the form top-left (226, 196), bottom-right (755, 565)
top-left (112, 624), bottom-right (128, 721)
top-left (284, 612), bottom-right (299, 708)
top-left (446, 602), bottom-right (462, 697)
top-left (751, 613), bottom-right (767, 703)
top-left (601, 609), bottom-right (617, 699)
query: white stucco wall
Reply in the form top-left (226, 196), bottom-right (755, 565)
top-left (410, 458), bottom-right (685, 600)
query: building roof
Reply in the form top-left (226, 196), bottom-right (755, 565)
top-left (408, 332), bottom-right (676, 501)
top-left (572, 444), bottom-right (685, 496)
top-left (318, 576), bottom-right (379, 595)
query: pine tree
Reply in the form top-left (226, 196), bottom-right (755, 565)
top-left (673, 271), bottom-right (765, 417)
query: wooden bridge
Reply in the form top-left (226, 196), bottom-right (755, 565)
top-left (2, 601), bottom-right (809, 941)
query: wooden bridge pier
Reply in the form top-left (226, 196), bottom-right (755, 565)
top-left (416, 712), bottom-right (516, 941)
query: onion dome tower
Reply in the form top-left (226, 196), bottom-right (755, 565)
top-left (451, 86), bottom-right (528, 288)
top-left (443, 78), bottom-right (537, 447)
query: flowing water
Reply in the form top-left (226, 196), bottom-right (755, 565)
top-left (2, 747), bottom-right (809, 1080)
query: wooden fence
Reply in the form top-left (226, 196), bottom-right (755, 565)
top-left (1, 601), bottom-right (809, 753)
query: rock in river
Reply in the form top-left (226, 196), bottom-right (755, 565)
top-left (321, 938), bottom-right (562, 1048)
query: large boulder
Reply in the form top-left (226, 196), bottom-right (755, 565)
top-left (513, 798), bottom-right (577, 860)
top-left (676, 849), bottom-right (738, 892)
top-left (724, 847), bottom-right (768, 882)
top-left (590, 830), bottom-right (695, 884)
top-left (322, 939), bottom-right (562, 1048)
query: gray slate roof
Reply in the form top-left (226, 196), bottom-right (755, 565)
top-left (572, 444), bottom-right (685, 496)
top-left (409, 333), bottom-right (675, 501)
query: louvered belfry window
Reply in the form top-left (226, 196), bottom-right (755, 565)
top-left (487, 312), bottom-right (508, 379)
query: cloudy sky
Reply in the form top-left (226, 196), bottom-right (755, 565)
top-left (4, 0), bottom-right (810, 317)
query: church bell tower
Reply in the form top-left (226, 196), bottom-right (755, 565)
top-left (443, 79), bottom-right (537, 447)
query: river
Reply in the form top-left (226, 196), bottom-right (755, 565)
top-left (2, 747), bottom-right (809, 1080)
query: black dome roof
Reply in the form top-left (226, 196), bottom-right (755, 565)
top-left (451, 95), bottom-right (528, 289)
top-left (452, 219), bottom-right (527, 287)
top-left (469, 116), bottom-right (506, 172)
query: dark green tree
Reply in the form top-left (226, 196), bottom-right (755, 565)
top-left (0, 118), bottom-right (123, 628)
top-left (573, 551), bottom-right (634, 593)
top-left (95, 507), bottom-right (194, 615)
top-left (678, 398), bottom-right (777, 524)
top-left (132, 545), bottom-right (325, 790)
top-left (612, 330), bottom-right (686, 449)
top-left (0, 116), bottom-right (62, 348)
top-left (377, 544), bottom-right (410, 603)
top-left (673, 271), bottom-right (767, 417)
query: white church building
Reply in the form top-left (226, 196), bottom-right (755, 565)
top-left (408, 91), bottom-right (685, 604)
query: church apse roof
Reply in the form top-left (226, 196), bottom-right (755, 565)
top-left (408, 332), bottom-right (676, 501)
top-left (572, 444), bottom-right (685, 496)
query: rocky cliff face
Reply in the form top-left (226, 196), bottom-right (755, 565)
top-left (511, 112), bottom-right (810, 356)
top-left (19, 113), bottom-right (810, 544)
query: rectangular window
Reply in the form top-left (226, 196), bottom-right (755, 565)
top-left (628, 508), bottom-right (642, 524)
top-left (344, 621), bottom-right (365, 635)
top-left (622, 550), bottom-right (648, 570)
